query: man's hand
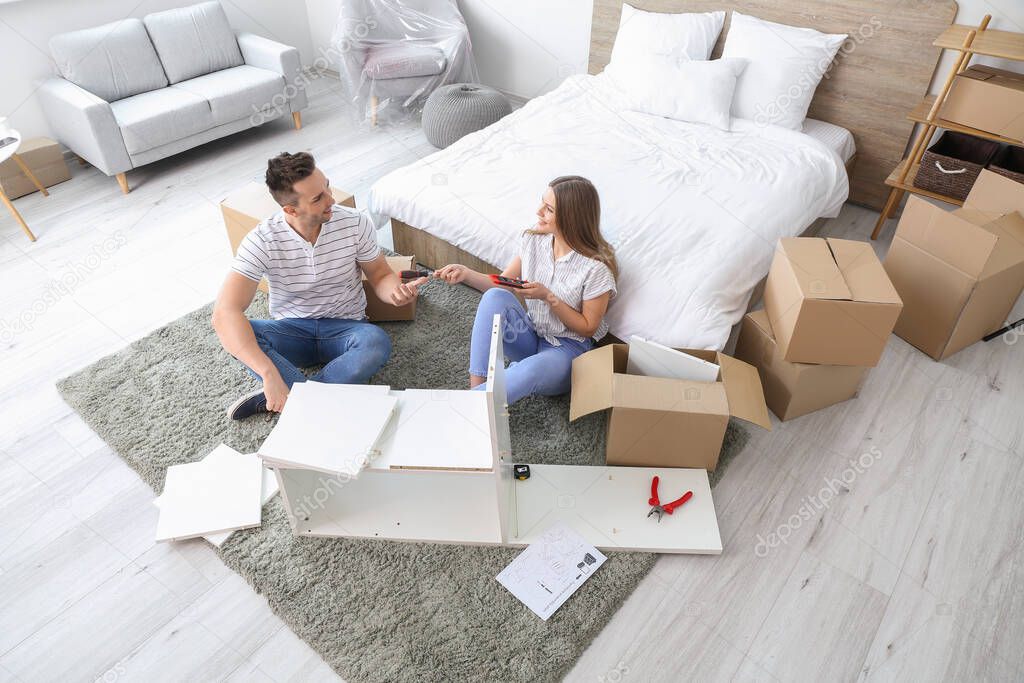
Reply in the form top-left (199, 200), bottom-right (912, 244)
top-left (262, 370), bottom-right (290, 412)
top-left (391, 276), bottom-right (428, 306)
top-left (520, 281), bottom-right (552, 301)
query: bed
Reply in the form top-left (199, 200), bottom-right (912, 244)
top-left (367, 0), bottom-right (956, 350)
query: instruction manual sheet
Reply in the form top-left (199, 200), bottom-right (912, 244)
top-left (496, 523), bottom-right (607, 620)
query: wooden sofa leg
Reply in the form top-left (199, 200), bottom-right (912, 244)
top-left (116, 172), bottom-right (129, 195)
top-left (292, 111), bottom-right (302, 130)
top-left (371, 96), bottom-right (378, 126)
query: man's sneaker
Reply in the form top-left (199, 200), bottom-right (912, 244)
top-left (227, 388), bottom-right (268, 420)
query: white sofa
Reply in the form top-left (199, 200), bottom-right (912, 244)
top-left (38, 1), bottom-right (307, 193)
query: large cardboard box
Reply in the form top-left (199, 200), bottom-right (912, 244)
top-left (939, 65), bottom-right (1024, 142)
top-left (883, 170), bottom-right (1024, 360)
top-left (362, 254), bottom-right (416, 321)
top-left (0, 137), bottom-right (70, 199)
top-left (220, 182), bottom-right (415, 321)
top-left (569, 343), bottom-right (771, 470)
top-left (764, 237), bottom-right (903, 367)
top-left (734, 310), bottom-right (868, 421)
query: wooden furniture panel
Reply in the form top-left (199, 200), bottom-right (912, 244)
top-left (589, 0), bottom-right (958, 210)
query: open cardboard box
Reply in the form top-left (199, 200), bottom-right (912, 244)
top-left (569, 342), bottom-right (771, 471)
top-left (883, 170), bottom-right (1024, 360)
top-left (220, 182), bottom-right (415, 322)
top-left (939, 65), bottom-right (1024, 141)
top-left (734, 310), bottom-right (868, 421)
top-left (0, 137), bottom-right (70, 200)
top-left (764, 237), bottom-right (903, 367)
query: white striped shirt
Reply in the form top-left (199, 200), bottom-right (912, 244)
top-left (520, 232), bottom-right (617, 344)
top-left (232, 204), bottom-right (381, 320)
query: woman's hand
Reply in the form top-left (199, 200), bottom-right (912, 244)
top-left (435, 263), bottom-right (470, 284)
top-left (519, 281), bottom-right (552, 301)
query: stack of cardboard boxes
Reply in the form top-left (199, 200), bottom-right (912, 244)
top-left (735, 237), bottom-right (903, 421)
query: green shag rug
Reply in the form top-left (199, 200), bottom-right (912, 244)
top-left (57, 278), bottom-right (747, 682)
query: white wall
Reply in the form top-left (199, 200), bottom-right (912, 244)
top-left (0, 0), bottom-right (314, 140)
top-left (4, 0), bottom-right (1022, 143)
top-left (930, 1), bottom-right (1024, 92)
top-left (304, 0), bottom-right (592, 101)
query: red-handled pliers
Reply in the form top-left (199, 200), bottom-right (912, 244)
top-left (647, 476), bottom-right (693, 522)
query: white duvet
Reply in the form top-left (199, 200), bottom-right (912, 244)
top-left (368, 73), bottom-right (849, 349)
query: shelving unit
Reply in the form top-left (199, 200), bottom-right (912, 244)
top-left (871, 16), bottom-right (1024, 239)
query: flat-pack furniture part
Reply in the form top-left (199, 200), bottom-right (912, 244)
top-left (764, 237), bottom-right (903, 367)
top-left (265, 315), bottom-right (723, 554)
top-left (734, 310), bottom-right (868, 421)
top-left (154, 444), bottom-right (263, 542)
top-left (883, 170), bottom-right (1024, 360)
top-left (569, 341), bottom-right (771, 471)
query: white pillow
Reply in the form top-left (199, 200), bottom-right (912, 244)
top-left (722, 12), bottom-right (847, 130)
top-left (608, 57), bottom-right (747, 130)
top-left (609, 5), bottom-right (725, 68)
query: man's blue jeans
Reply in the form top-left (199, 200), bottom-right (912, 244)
top-left (247, 318), bottom-right (391, 386)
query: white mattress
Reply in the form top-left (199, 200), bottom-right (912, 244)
top-left (803, 118), bottom-right (856, 164)
top-left (369, 73), bottom-right (849, 349)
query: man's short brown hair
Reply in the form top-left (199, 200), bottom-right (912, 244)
top-left (266, 151), bottom-right (316, 206)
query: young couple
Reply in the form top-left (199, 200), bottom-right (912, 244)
top-left (213, 152), bottom-right (618, 420)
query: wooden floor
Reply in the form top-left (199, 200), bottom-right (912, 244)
top-left (1, 77), bottom-right (1022, 683)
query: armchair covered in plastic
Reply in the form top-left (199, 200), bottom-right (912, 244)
top-left (331, 0), bottom-right (479, 125)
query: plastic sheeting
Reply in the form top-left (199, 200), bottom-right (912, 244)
top-left (331, 0), bottom-right (479, 125)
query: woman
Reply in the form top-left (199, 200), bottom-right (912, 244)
top-left (436, 175), bottom-right (617, 404)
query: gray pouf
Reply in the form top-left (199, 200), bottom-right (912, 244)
top-left (422, 83), bottom-right (512, 148)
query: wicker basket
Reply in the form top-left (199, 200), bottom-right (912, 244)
top-left (989, 145), bottom-right (1024, 186)
top-left (916, 131), bottom-right (1000, 201)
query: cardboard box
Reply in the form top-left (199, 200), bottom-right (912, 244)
top-left (734, 310), bottom-right (868, 421)
top-left (221, 181), bottom-right (355, 295)
top-left (569, 343), bottom-right (771, 470)
top-left (764, 237), bottom-right (903, 367)
top-left (0, 137), bottom-right (70, 199)
top-left (883, 170), bottom-right (1024, 360)
top-left (939, 65), bottom-right (1024, 142)
top-left (362, 254), bottom-right (416, 321)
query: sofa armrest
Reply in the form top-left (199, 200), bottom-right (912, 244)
top-left (36, 78), bottom-right (131, 176)
top-left (236, 32), bottom-right (308, 113)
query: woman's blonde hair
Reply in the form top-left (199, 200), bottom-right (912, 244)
top-left (533, 175), bottom-right (618, 278)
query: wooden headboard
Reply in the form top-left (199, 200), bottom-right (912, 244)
top-left (589, 1), bottom-right (958, 210)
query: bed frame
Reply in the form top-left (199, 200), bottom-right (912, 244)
top-left (394, 1), bottom-right (956, 268)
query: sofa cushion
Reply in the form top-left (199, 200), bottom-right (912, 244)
top-left (173, 65), bottom-right (286, 126)
top-left (363, 44), bottom-right (446, 80)
top-left (110, 88), bottom-right (214, 154)
top-left (49, 18), bottom-right (168, 102)
top-left (143, 1), bottom-right (244, 84)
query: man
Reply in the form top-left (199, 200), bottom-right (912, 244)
top-left (213, 152), bottom-right (426, 420)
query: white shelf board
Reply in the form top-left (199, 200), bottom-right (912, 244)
top-left (512, 464), bottom-right (722, 554)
